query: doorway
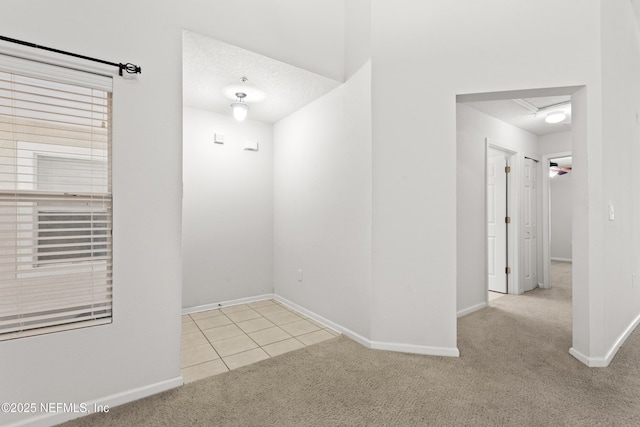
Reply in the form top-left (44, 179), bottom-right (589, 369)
top-left (541, 152), bottom-right (573, 288)
top-left (457, 85), bottom-right (586, 362)
top-left (485, 149), bottom-right (540, 298)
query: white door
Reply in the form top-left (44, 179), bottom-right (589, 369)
top-left (522, 157), bottom-right (538, 291)
top-left (487, 148), bottom-right (508, 293)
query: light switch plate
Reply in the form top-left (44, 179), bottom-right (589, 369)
top-left (214, 133), bottom-right (224, 144)
top-left (609, 203), bottom-right (615, 221)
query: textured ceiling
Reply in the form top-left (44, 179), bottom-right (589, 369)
top-left (183, 31), bottom-right (341, 124)
top-left (463, 95), bottom-right (572, 136)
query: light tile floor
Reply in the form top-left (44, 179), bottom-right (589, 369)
top-left (181, 299), bottom-right (340, 383)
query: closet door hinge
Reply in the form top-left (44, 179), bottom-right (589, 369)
top-left (505, 166), bottom-right (511, 174)
top-left (505, 216), bottom-right (511, 224)
top-left (505, 267), bottom-right (511, 274)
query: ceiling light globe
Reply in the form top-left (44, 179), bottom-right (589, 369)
top-left (232, 102), bottom-right (249, 121)
top-left (545, 112), bottom-right (566, 124)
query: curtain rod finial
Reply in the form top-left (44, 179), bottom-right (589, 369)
top-left (118, 63), bottom-right (141, 76)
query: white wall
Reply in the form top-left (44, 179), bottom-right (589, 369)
top-left (274, 61), bottom-right (372, 339)
top-left (345, 0), bottom-right (371, 80)
top-left (631, 0), bottom-right (640, 28)
top-left (0, 1), bottom-right (346, 425)
top-left (598, 0), bottom-right (640, 363)
top-left (370, 0), bottom-right (601, 355)
top-left (182, 108), bottom-right (273, 308)
top-left (538, 130), bottom-right (572, 155)
top-left (456, 104), bottom-right (538, 315)
top-left (550, 172), bottom-right (573, 261)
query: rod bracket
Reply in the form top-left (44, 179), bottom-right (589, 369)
top-left (118, 63), bottom-right (142, 76)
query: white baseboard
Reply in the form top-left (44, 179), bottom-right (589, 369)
top-left (602, 312), bottom-right (640, 365)
top-left (7, 376), bottom-right (183, 427)
top-left (275, 295), bottom-right (459, 358)
top-left (569, 347), bottom-right (591, 366)
top-left (550, 257), bottom-right (572, 263)
top-left (457, 302), bottom-right (488, 318)
top-left (570, 312), bottom-right (640, 367)
top-left (182, 293), bottom-right (275, 315)
top-left (273, 295), bottom-right (342, 335)
top-left (370, 340), bottom-right (460, 357)
top-left (569, 347), bottom-right (608, 367)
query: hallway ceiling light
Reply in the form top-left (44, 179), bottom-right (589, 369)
top-left (544, 111), bottom-right (567, 124)
top-left (231, 92), bottom-right (249, 121)
top-left (222, 76), bottom-right (266, 122)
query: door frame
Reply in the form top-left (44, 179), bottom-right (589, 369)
top-left (485, 138), bottom-right (520, 296)
top-left (540, 150), bottom-right (572, 289)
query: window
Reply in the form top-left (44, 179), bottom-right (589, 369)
top-left (35, 155), bottom-right (109, 264)
top-left (0, 54), bottom-right (113, 340)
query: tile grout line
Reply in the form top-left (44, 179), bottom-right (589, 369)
top-left (232, 304), bottom-right (329, 350)
top-left (181, 303), bottom-right (273, 372)
top-left (191, 304), bottom-right (277, 369)
top-left (223, 304), bottom-right (291, 360)
top-left (227, 315), bottom-right (267, 361)
top-left (181, 299), bottom-right (340, 377)
top-left (242, 304), bottom-right (320, 349)
top-left (188, 313), bottom-right (230, 371)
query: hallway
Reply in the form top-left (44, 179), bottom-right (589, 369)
top-left (462, 260), bottom-right (573, 359)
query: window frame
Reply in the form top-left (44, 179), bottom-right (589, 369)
top-left (0, 53), bottom-right (114, 341)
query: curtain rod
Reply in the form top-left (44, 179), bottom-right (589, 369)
top-left (0, 35), bottom-right (141, 77)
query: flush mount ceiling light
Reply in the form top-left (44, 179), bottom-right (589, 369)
top-left (515, 98), bottom-right (571, 126)
top-left (544, 111), bottom-right (567, 124)
top-left (231, 92), bottom-right (249, 121)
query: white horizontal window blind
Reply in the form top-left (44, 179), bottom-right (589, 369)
top-left (0, 54), bottom-right (113, 341)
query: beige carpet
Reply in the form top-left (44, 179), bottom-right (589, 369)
top-left (62, 262), bottom-right (640, 426)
